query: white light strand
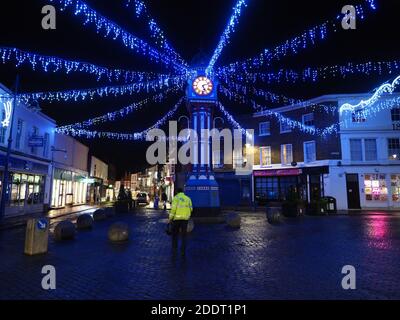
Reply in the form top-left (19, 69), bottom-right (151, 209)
top-left (49, 0), bottom-right (188, 73)
top-left (57, 87), bottom-right (183, 130)
top-left (340, 75), bottom-right (400, 114)
top-left (56, 96), bottom-right (185, 140)
top-left (1, 100), bottom-right (12, 127)
top-left (0, 47), bottom-right (172, 83)
top-left (17, 76), bottom-right (185, 102)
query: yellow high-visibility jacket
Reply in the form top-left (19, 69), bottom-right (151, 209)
top-left (169, 192), bottom-right (193, 221)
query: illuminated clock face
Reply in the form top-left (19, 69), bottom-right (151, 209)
top-left (192, 76), bottom-right (213, 96)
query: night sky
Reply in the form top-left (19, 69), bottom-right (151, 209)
top-left (0, 0), bottom-right (399, 177)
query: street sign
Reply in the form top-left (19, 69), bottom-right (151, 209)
top-left (28, 136), bottom-right (44, 147)
top-left (36, 218), bottom-right (48, 231)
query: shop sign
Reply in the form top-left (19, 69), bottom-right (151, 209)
top-left (254, 168), bottom-right (302, 177)
top-left (28, 136), bottom-right (44, 147)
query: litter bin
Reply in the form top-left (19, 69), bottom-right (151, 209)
top-left (24, 218), bottom-right (49, 255)
top-left (322, 197), bottom-right (337, 214)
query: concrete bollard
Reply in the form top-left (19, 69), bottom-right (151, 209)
top-left (76, 214), bottom-right (94, 230)
top-left (226, 212), bottom-right (241, 228)
top-left (93, 208), bottom-right (107, 221)
top-left (54, 220), bottom-right (76, 241)
top-left (108, 222), bottom-right (129, 243)
top-left (24, 218), bottom-right (49, 255)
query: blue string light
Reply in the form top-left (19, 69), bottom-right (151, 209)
top-left (57, 87), bottom-right (183, 130)
top-left (17, 76), bottom-right (185, 102)
top-left (217, 59), bottom-right (400, 84)
top-left (217, 1), bottom-right (377, 75)
top-left (206, 0), bottom-right (248, 75)
top-left (219, 82), bottom-right (302, 106)
top-left (56, 96), bottom-right (185, 140)
top-left (125, 0), bottom-right (188, 69)
top-left (49, 0), bottom-right (188, 73)
top-left (0, 47), bottom-right (173, 83)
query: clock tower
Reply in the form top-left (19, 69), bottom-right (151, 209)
top-left (184, 68), bottom-right (220, 217)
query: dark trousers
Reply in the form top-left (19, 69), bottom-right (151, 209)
top-left (172, 220), bottom-right (188, 252)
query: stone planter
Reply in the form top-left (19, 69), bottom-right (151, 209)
top-left (76, 214), bottom-right (93, 230)
top-left (282, 201), bottom-right (306, 217)
top-left (266, 202), bottom-right (283, 224)
top-left (93, 208), bottom-right (107, 221)
top-left (54, 221), bottom-right (76, 241)
top-left (226, 212), bottom-right (241, 228)
top-left (108, 222), bottom-right (129, 243)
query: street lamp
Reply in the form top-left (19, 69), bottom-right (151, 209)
top-left (48, 146), bottom-right (67, 210)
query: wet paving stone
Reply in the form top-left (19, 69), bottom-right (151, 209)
top-left (0, 210), bottom-right (399, 300)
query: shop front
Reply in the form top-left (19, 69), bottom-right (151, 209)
top-left (0, 155), bottom-right (50, 216)
top-left (253, 166), bottom-right (328, 205)
top-left (51, 168), bottom-right (88, 208)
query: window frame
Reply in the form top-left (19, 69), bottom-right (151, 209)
top-left (303, 140), bottom-right (316, 163)
top-left (258, 121), bottom-right (271, 137)
top-left (281, 144), bottom-right (293, 165)
top-left (259, 146), bottom-right (272, 167)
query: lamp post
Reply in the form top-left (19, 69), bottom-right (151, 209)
top-left (48, 146), bottom-right (67, 210)
top-left (0, 75), bottom-right (19, 220)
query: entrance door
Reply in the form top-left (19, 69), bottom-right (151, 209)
top-left (346, 174), bottom-right (361, 209)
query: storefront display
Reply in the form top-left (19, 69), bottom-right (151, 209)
top-left (391, 175), bottom-right (400, 202)
top-left (9, 173), bottom-right (45, 206)
top-left (364, 174), bottom-right (388, 201)
top-left (51, 168), bottom-right (88, 208)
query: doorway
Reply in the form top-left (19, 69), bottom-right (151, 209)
top-left (346, 174), bottom-right (361, 209)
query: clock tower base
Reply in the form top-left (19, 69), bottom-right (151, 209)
top-left (184, 174), bottom-right (221, 217)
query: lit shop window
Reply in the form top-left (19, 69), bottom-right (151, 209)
top-left (364, 174), bottom-right (388, 201)
top-left (391, 175), bottom-right (400, 202)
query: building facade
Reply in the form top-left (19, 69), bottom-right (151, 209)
top-left (88, 155), bottom-right (108, 204)
top-left (248, 93), bottom-right (400, 211)
top-left (50, 132), bottom-right (89, 208)
top-left (326, 94), bottom-right (400, 210)
top-left (0, 84), bottom-right (56, 216)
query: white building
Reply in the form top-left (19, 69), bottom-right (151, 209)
top-left (89, 156), bottom-right (109, 203)
top-left (0, 83), bottom-right (56, 216)
top-left (326, 93), bottom-right (400, 210)
top-left (50, 132), bottom-right (89, 208)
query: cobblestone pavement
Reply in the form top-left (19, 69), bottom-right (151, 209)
top-left (0, 209), bottom-right (399, 300)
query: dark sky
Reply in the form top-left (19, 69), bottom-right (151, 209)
top-left (0, 0), bottom-right (399, 177)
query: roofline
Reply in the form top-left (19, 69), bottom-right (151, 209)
top-left (253, 92), bottom-right (400, 117)
top-left (0, 82), bottom-right (57, 124)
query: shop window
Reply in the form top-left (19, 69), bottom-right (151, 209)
top-left (350, 139), bottom-right (363, 161)
top-left (364, 174), bottom-right (388, 201)
top-left (304, 141), bottom-right (316, 163)
top-left (281, 144), bottom-right (293, 165)
top-left (259, 122), bottom-right (270, 136)
top-left (255, 177), bottom-right (279, 202)
top-left (391, 175), bottom-right (400, 202)
top-left (9, 173), bottom-right (44, 206)
top-left (364, 139), bottom-right (377, 161)
top-left (302, 113), bottom-right (314, 128)
top-left (260, 146), bottom-right (271, 167)
top-left (388, 138), bottom-right (400, 160)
